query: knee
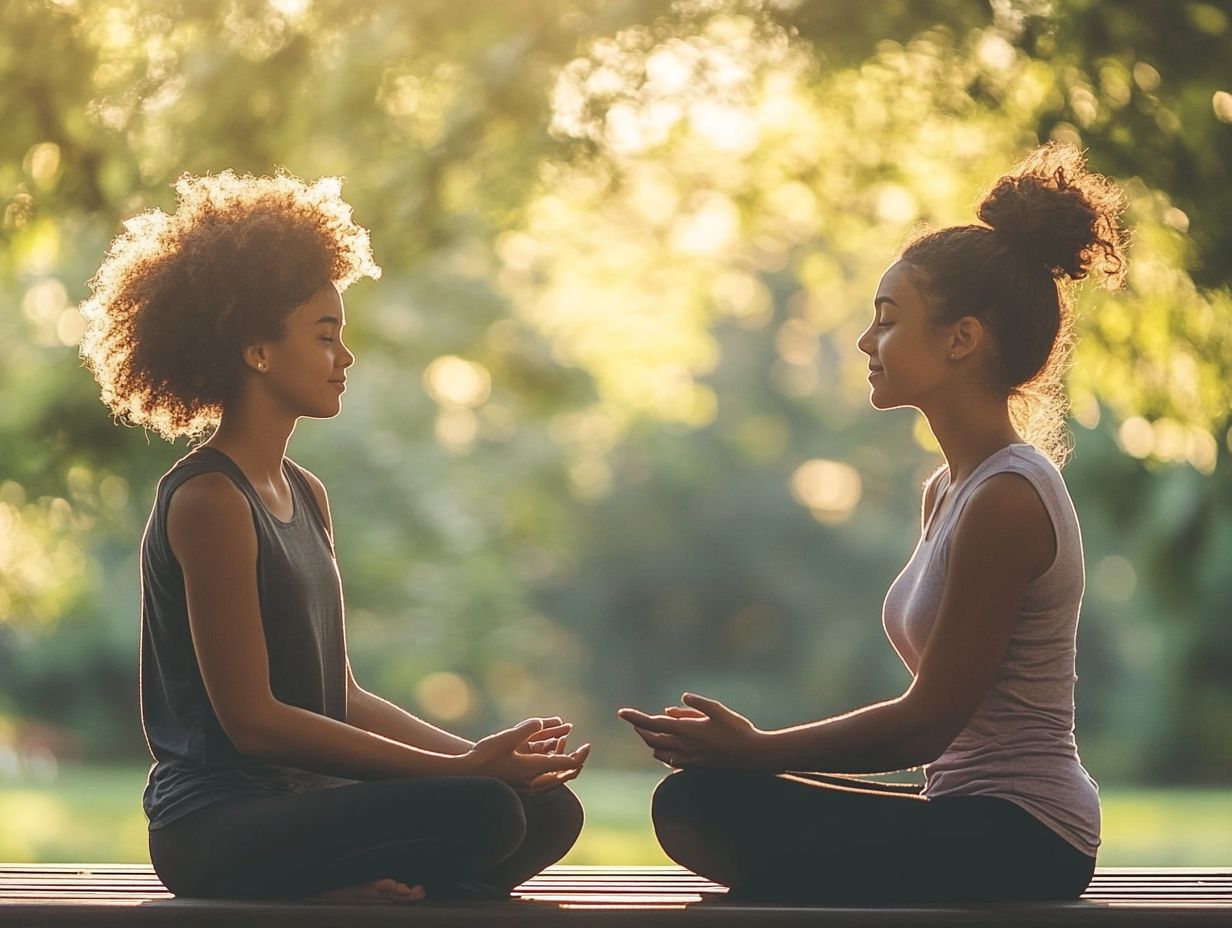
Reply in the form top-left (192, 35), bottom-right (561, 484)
top-left (530, 784), bottom-right (585, 847)
top-left (457, 777), bottom-right (527, 863)
top-left (650, 770), bottom-right (727, 858)
top-left (652, 768), bottom-right (738, 827)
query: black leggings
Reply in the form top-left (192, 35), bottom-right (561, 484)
top-left (149, 777), bottom-right (582, 900)
top-left (652, 769), bottom-right (1096, 904)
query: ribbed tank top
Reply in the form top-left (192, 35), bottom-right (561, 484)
top-left (140, 447), bottom-right (348, 830)
top-left (882, 443), bottom-right (1100, 857)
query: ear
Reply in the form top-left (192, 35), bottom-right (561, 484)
top-left (948, 316), bottom-right (984, 361)
top-left (243, 343), bottom-right (270, 373)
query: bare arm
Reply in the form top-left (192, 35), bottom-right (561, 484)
top-left (347, 678), bottom-right (474, 755)
top-left (296, 467), bottom-right (474, 755)
top-left (169, 473), bottom-right (583, 784)
top-left (622, 473), bottom-right (1055, 774)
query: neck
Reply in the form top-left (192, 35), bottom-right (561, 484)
top-left (203, 389), bottom-right (297, 482)
top-left (920, 388), bottom-right (1022, 484)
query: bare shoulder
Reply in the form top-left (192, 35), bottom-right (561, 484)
top-left (166, 471), bottom-right (254, 557)
top-left (953, 472), bottom-right (1054, 579)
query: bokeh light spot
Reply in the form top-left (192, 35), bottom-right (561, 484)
top-left (790, 459), bottom-right (862, 523)
top-left (415, 671), bottom-right (472, 721)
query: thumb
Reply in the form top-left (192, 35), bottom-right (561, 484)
top-left (485, 718), bottom-right (544, 752)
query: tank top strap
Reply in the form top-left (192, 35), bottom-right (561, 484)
top-left (162, 447), bottom-right (290, 529)
top-left (160, 450), bottom-right (333, 552)
top-left (283, 459), bottom-right (333, 548)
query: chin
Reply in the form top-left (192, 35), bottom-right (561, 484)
top-left (868, 389), bottom-right (906, 411)
top-left (868, 388), bottom-right (892, 410)
top-left (305, 401), bottom-right (343, 419)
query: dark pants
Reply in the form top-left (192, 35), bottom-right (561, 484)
top-left (149, 777), bottom-right (582, 900)
top-left (652, 769), bottom-right (1096, 904)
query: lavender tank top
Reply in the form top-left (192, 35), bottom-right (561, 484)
top-left (883, 443), bottom-right (1100, 857)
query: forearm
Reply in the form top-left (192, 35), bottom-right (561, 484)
top-left (347, 686), bottom-right (474, 755)
top-left (759, 696), bottom-right (943, 775)
top-left (235, 700), bottom-right (471, 780)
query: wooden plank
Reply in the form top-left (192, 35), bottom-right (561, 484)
top-left (0, 864), bottom-right (1228, 927)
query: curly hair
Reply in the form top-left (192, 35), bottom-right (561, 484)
top-left (899, 143), bottom-right (1127, 466)
top-left (79, 170), bottom-right (381, 441)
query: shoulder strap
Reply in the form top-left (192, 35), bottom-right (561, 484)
top-left (283, 459), bottom-right (333, 548)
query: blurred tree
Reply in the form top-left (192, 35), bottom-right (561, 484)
top-left (0, 0), bottom-right (1228, 779)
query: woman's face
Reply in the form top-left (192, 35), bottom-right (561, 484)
top-left (256, 284), bottom-right (354, 420)
top-left (857, 261), bottom-right (954, 411)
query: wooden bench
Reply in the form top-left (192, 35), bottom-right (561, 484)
top-left (1, 864), bottom-right (1228, 926)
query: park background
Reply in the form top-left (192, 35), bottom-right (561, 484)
top-left (1, 0), bottom-right (1230, 866)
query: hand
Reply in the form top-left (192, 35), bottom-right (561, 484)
top-left (462, 717), bottom-right (590, 790)
top-left (618, 693), bottom-right (769, 770)
top-left (516, 717), bottom-right (590, 792)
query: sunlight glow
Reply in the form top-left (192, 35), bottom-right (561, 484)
top-left (790, 459), bottom-right (862, 524)
top-left (415, 671), bottom-right (472, 721)
top-left (1213, 90), bottom-right (1232, 124)
top-left (1118, 417), bottom-right (1154, 459)
top-left (424, 355), bottom-right (492, 407)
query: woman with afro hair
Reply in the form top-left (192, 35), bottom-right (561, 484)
top-left (620, 143), bottom-right (1127, 904)
top-left (81, 171), bottom-right (588, 902)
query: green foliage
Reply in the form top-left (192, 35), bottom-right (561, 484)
top-left (0, 0), bottom-right (1229, 790)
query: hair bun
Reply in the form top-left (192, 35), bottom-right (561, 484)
top-left (977, 142), bottom-right (1127, 287)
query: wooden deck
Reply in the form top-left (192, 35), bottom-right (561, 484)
top-left (0, 864), bottom-right (1229, 926)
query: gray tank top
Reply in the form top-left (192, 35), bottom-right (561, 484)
top-left (883, 443), bottom-right (1100, 857)
top-left (140, 447), bottom-right (348, 829)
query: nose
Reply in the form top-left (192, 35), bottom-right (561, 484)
top-left (338, 339), bottom-right (355, 370)
top-left (856, 321), bottom-right (876, 358)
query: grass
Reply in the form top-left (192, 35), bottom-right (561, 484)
top-left (0, 765), bottom-right (1228, 866)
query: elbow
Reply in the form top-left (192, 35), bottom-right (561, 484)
top-left (218, 702), bottom-right (284, 761)
top-left (898, 697), bottom-right (968, 765)
top-left (912, 731), bottom-right (954, 766)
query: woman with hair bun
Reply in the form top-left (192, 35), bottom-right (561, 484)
top-left (621, 143), bottom-right (1126, 903)
top-left (80, 171), bottom-right (588, 902)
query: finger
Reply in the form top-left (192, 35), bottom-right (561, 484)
top-left (525, 769), bottom-right (574, 792)
top-left (617, 708), bottom-right (689, 735)
top-left (569, 743), bottom-right (591, 765)
top-left (632, 728), bottom-right (690, 752)
top-left (652, 748), bottom-right (692, 768)
top-left (664, 706), bottom-right (707, 719)
top-left (555, 732), bottom-right (569, 754)
top-left (519, 723), bottom-right (572, 753)
top-left (526, 750), bottom-right (587, 774)
top-left (529, 722), bottom-right (572, 741)
top-left (681, 692), bottom-right (731, 719)
top-left (500, 718), bottom-right (546, 743)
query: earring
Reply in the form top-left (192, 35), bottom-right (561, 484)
top-left (257, 363), bottom-right (266, 371)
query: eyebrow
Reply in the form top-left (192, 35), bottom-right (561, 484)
top-left (314, 315), bottom-right (342, 326)
top-left (874, 297), bottom-right (898, 310)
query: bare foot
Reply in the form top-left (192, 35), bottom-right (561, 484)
top-left (309, 878), bottom-right (426, 904)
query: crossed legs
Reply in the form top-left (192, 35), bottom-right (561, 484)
top-left (149, 777), bottom-right (583, 900)
top-left (651, 768), bottom-right (1095, 903)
